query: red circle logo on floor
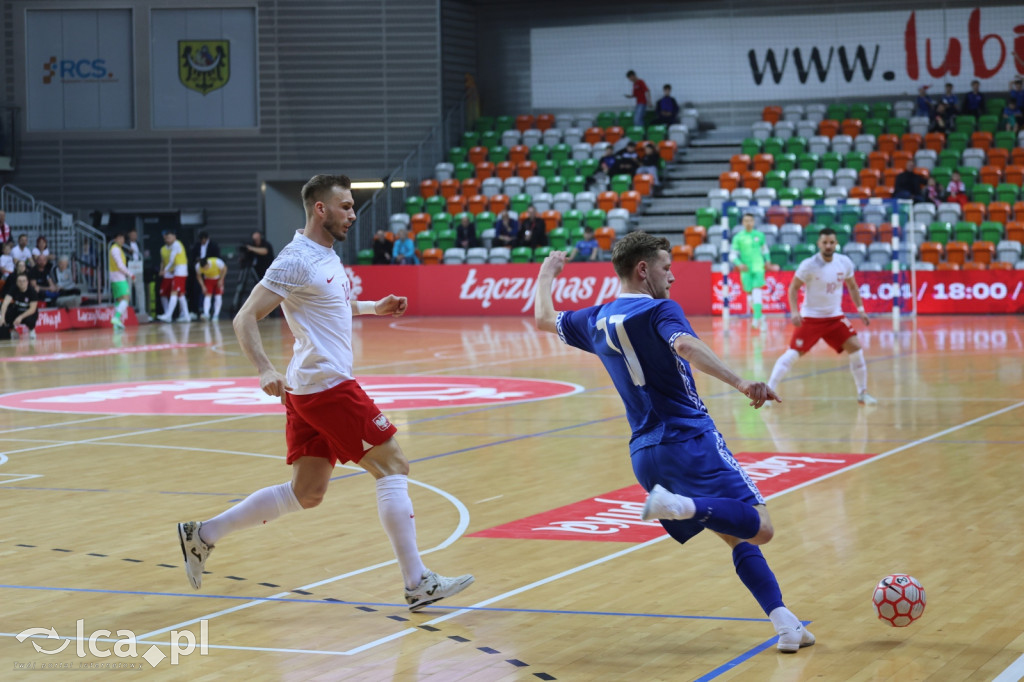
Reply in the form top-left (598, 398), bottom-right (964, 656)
top-left (0, 376), bottom-right (583, 415)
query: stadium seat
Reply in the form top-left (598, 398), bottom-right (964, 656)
top-left (633, 174), bottom-right (654, 197)
top-left (972, 183), bottom-right (995, 204)
top-left (743, 170), bottom-right (765, 190)
top-left (585, 209), bottom-right (607, 229)
top-left (595, 191), bottom-right (617, 213)
top-left (997, 240), bottom-right (1022, 263)
top-left (842, 119), bottom-right (863, 137)
top-left (522, 130), bottom-right (543, 148)
top-left (619, 191), bottom-right (641, 213)
top-left (788, 169), bottom-right (811, 190)
top-left (446, 194), bottom-right (466, 216)
top-left (819, 119), bottom-right (841, 138)
top-left (997, 184), bottom-right (1020, 205)
top-left (855, 223), bottom-right (878, 245)
top-left (971, 240), bottom-right (995, 265)
top-left (671, 244), bottom-right (693, 262)
top-left (971, 131), bottom-right (994, 150)
top-left (594, 227), bottom-right (615, 251)
top-left (924, 132), bottom-right (946, 152)
top-left (768, 243), bottom-right (791, 267)
top-left (901, 133), bottom-right (923, 154)
top-left (779, 223), bottom-right (803, 247)
top-left (988, 202), bottom-right (1011, 225)
top-left (927, 221), bottom-right (952, 244)
top-left (731, 154), bottom-right (752, 173)
top-left (389, 212), bottom-right (412, 234)
top-left (524, 176), bottom-right (546, 197)
top-left (694, 243), bottom-right (718, 262)
top-left (765, 205), bottom-right (790, 227)
top-left (607, 208), bottom-right (630, 234)
top-left (868, 242), bottom-right (893, 266)
top-left (843, 242), bottom-right (867, 267)
top-left (859, 169), bottom-right (881, 189)
top-left (408, 213), bottom-right (431, 235)
top-left (405, 196), bottom-right (425, 215)
top-left (809, 136), bottom-right (831, 155)
top-left (763, 105), bottom-right (783, 124)
top-left (751, 153), bottom-right (773, 174)
top-left (684, 225), bottom-right (707, 248)
top-left (442, 247), bottom-right (467, 264)
top-left (963, 261), bottom-right (987, 271)
top-left (423, 195), bottom-right (445, 217)
top-left (954, 221), bottom-right (978, 243)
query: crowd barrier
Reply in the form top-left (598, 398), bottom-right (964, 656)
top-left (34, 305), bottom-right (138, 334)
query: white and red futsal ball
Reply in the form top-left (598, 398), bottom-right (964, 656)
top-left (872, 574), bottom-right (926, 627)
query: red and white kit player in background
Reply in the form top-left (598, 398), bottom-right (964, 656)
top-left (178, 174), bottom-right (473, 611)
top-left (766, 227), bottom-right (878, 406)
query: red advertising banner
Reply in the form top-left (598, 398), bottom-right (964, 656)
top-left (712, 270), bottom-right (1024, 315)
top-left (35, 306), bottom-right (138, 334)
top-left (347, 262), bottom-right (713, 317)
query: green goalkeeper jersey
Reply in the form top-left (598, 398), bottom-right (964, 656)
top-left (730, 229), bottom-right (767, 272)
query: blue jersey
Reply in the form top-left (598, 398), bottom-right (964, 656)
top-left (556, 294), bottom-right (715, 453)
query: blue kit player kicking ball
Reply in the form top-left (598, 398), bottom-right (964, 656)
top-left (533, 231), bottom-right (814, 653)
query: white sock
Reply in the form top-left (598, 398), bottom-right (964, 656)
top-left (769, 606), bottom-right (801, 632)
top-left (376, 475), bottom-right (427, 590)
top-left (203, 296), bottom-right (211, 317)
top-left (848, 349), bottom-right (868, 393)
top-left (212, 295), bottom-right (222, 320)
top-left (200, 482), bottom-right (302, 546)
top-left (768, 349), bottom-right (800, 390)
top-left (161, 296), bottom-right (170, 316)
top-left (116, 300), bottom-right (129, 317)
top-left (178, 294), bottom-right (190, 318)
top-left (751, 288), bottom-right (763, 305)
top-left (163, 294), bottom-right (178, 319)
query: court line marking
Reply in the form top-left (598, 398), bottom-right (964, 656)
top-left (994, 652), bottom-right (1024, 682)
top-left (132, 473), bottom-right (469, 642)
top-left (0, 414), bottom-right (121, 435)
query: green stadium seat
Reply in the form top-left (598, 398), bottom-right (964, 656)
top-left (585, 209), bottom-right (607, 229)
top-left (765, 170), bottom-right (787, 191)
top-left (696, 207), bottom-right (719, 227)
top-left (985, 98), bottom-right (1007, 116)
top-left (454, 162), bottom-right (475, 181)
top-left (550, 144), bottom-right (571, 163)
top-left (844, 151), bottom-right (867, 170)
top-left (495, 115), bottom-right (515, 133)
top-left (763, 137), bottom-right (785, 156)
top-left (357, 249), bottom-right (373, 265)
top-left (994, 131), bottom-right (1016, 150)
top-left (997, 183), bottom-right (1021, 204)
top-left (863, 118), bottom-right (886, 136)
top-left (436, 229), bottom-right (457, 251)
top-left (405, 196), bottom-right (425, 215)
top-left (954, 221), bottom-right (978, 243)
top-left (777, 188), bottom-right (800, 201)
top-left (546, 175), bottom-right (566, 194)
top-left (886, 118), bottom-right (909, 135)
top-left (617, 111), bottom-right (634, 128)
top-left (511, 246), bottom-right (532, 263)
top-left (801, 187), bottom-right (825, 201)
top-left (568, 226), bottom-right (586, 243)
top-left (461, 131), bottom-right (480, 148)
top-left (838, 206), bottom-right (862, 226)
top-left (449, 146), bottom-right (467, 164)
top-left (971, 183), bottom-right (994, 204)
top-left (797, 153), bottom-right (820, 171)
top-left (927, 221), bottom-right (952, 244)
top-left (474, 116), bottom-right (495, 133)
top-left (775, 153), bottom-right (797, 173)
top-left (793, 243), bottom-right (817, 261)
top-left (822, 152), bottom-right (844, 172)
top-left (415, 230), bottom-right (436, 252)
top-left (647, 125), bottom-right (668, 142)
top-left (532, 246), bottom-right (553, 262)
top-left (937, 150), bottom-right (960, 169)
top-left (567, 175), bottom-right (586, 194)
top-left (978, 115), bottom-right (999, 134)
top-left (947, 132), bottom-right (969, 153)
top-left (952, 116), bottom-right (977, 134)
top-left (870, 102), bottom-right (893, 120)
top-left (803, 223), bottom-right (826, 243)
top-left (579, 158), bottom-right (599, 177)
top-left (826, 104), bottom-right (848, 121)
top-left (475, 211), bottom-right (495, 235)
top-left (726, 206), bottom-right (742, 227)
top-left (424, 195), bottom-right (446, 216)
top-left (559, 159), bottom-right (580, 177)
top-left (489, 146), bottom-right (509, 163)
top-left (832, 224), bottom-right (852, 246)
top-left (742, 138), bottom-right (763, 156)
top-left (957, 166), bottom-right (978, 193)
top-left (431, 212), bottom-right (453, 231)
top-left (529, 144), bottom-right (551, 162)
top-left (979, 221), bottom-right (1004, 243)
top-left (537, 160), bottom-right (558, 180)
top-left (769, 243), bottom-right (792, 266)
top-left (625, 125), bottom-right (645, 141)
top-left (562, 210), bottom-right (583, 231)
top-left (480, 130), bottom-right (501, 149)
top-left (812, 206), bottom-right (837, 225)
top-left (932, 166), bottom-right (952, 188)
top-left (848, 103), bottom-right (870, 120)
top-left (548, 228), bottom-right (568, 251)
top-left (596, 111), bottom-right (616, 129)
top-left (510, 193), bottom-right (532, 214)
top-left (785, 137), bottom-right (808, 155)
top-left (611, 174), bottom-right (633, 193)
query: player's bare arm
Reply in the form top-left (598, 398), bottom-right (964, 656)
top-left (846, 275), bottom-right (870, 325)
top-left (534, 250), bottom-right (567, 333)
top-left (233, 283), bottom-right (291, 398)
top-left (673, 334), bottom-right (781, 408)
top-left (351, 294), bottom-right (409, 318)
top-left (788, 276), bottom-right (805, 326)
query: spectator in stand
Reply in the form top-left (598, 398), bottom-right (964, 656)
top-left (940, 83), bottom-right (958, 114)
top-left (1010, 78), bottom-right (1024, 113)
top-left (32, 236), bottom-right (50, 259)
top-left (2, 260), bottom-right (28, 298)
top-left (586, 159), bottom-right (612, 193)
top-left (516, 206), bottom-right (548, 249)
top-left (0, 272), bottom-right (39, 340)
top-left (893, 162), bottom-right (925, 202)
top-left (0, 241), bottom-right (14, 282)
top-left (963, 80), bottom-right (984, 118)
top-left (11, 234), bottom-right (31, 264)
top-left (27, 253), bottom-right (56, 299)
top-left (568, 227), bottom-right (600, 262)
top-left (0, 211), bottom-right (10, 244)
top-left (612, 141), bottom-right (641, 177)
top-left (929, 101), bottom-right (953, 134)
top-left (654, 84), bottom-right (680, 126)
top-left (371, 230), bottom-right (392, 264)
top-left (493, 210), bottom-right (518, 248)
top-left (946, 170), bottom-right (969, 208)
top-left (391, 229), bottom-right (418, 265)
top-left (455, 213), bottom-right (479, 249)
top-left (914, 86), bottom-right (932, 117)
top-left (51, 255), bottom-right (82, 309)
top-left (625, 70), bottom-right (651, 128)
top-left (1001, 100), bottom-right (1022, 134)
top-left (637, 142), bottom-right (662, 187)
top-left (923, 176), bottom-right (943, 206)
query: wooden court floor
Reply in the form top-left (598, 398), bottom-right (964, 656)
top-left (1, 313), bottom-right (1023, 681)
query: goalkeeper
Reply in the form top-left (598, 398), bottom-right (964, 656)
top-left (729, 213), bottom-right (770, 327)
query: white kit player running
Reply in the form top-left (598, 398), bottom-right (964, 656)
top-left (177, 174), bottom-right (473, 611)
top-left (767, 227), bottom-right (877, 405)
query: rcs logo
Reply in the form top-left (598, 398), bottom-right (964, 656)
top-left (42, 56), bottom-right (113, 84)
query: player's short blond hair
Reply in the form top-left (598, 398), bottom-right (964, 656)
top-left (611, 231), bottom-right (670, 279)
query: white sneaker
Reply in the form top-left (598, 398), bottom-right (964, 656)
top-left (858, 391), bottom-right (878, 406)
top-left (776, 624), bottom-right (815, 653)
top-left (177, 521), bottom-right (214, 590)
top-left (157, 314), bottom-right (174, 323)
top-left (641, 484), bottom-right (683, 521)
top-left (404, 570), bottom-right (474, 612)
top-left (112, 316), bottom-right (125, 330)
top-left (28, 329), bottom-right (36, 339)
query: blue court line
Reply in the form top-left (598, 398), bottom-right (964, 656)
top-left (692, 624), bottom-right (810, 682)
top-left (0, 583), bottom-right (769, 623)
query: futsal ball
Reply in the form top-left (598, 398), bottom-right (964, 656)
top-left (872, 574), bottom-right (926, 627)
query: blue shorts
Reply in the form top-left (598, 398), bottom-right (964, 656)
top-left (631, 429), bottom-right (765, 545)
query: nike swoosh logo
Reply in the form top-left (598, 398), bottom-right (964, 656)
top-left (327, 276), bottom-right (335, 283)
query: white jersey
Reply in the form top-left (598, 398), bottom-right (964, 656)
top-left (259, 231), bottom-right (353, 395)
top-left (794, 252), bottom-right (855, 318)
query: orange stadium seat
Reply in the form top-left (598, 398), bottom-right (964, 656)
top-left (945, 241), bottom-right (968, 266)
top-left (989, 261), bottom-right (1013, 270)
top-left (1016, 202), bottom-right (1024, 220)
top-left (619, 191), bottom-right (641, 213)
top-left (936, 262), bottom-right (961, 270)
top-left (924, 132), bottom-right (946, 152)
top-left (535, 114), bottom-right (555, 131)
top-left (855, 223), bottom-right (877, 245)
top-left (980, 166), bottom-right (1003, 186)
top-left (633, 174), bottom-right (654, 197)
top-left (963, 261), bottom-right (987, 270)
top-left (763, 106), bottom-right (782, 124)
top-left (604, 126), bottom-right (624, 144)
top-left (496, 160), bottom-right (516, 180)
top-left (447, 194), bottom-right (466, 215)
top-left (900, 133), bottom-right (923, 153)
top-left (594, 227), bottom-right (615, 251)
top-left (859, 168), bottom-right (881, 189)
top-left (842, 119), bottom-right (863, 137)
top-left (489, 194), bottom-right (509, 214)
top-left (419, 179), bottom-right (439, 199)
top-left (468, 146), bottom-right (488, 165)
top-left (850, 186), bottom-right (872, 199)
top-left (869, 151), bottom-right (890, 171)
top-left (439, 178), bottom-right (460, 199)
top-left (461, 177), bottom-right (481, 196)
top-left (972, 241), bottom-right (995, 264)
top-left (597, 191), bottom-right (619, 212)
top-left (420, 248), bottom-right (442, 265)
top-left (1007, 221), bottom-right (1024, 242)
top-left (964, 202), bottom-right (986, 224)
top-left (790, 205), bottom-right (813, 227)
top-left (671, 244), bottom-right (693, 262)
top-left (467, 194), bottom-right (488, 214)
top-left (892, 150), bottom-right (913, 169)
top-left (971, 132), bottom-right (993, 150)
top-left (914, 167), bottom-right (931, 181)
top-left (475, 162), bottom-right (494, 180)
top-left (882, 168), bottom-right (901, 188)
top-left (742, 170), bottom-right (764, 190)
top-left (920, 241), bottom-right (944, 265)
top-left (1013, 148), bottom-right (1024, 166)
top-left (1005, 166), bottom-right (1024, 186)
top-left (753, 154), bottom-right (775, 174)
top-left (515, 161), bottom-right (537, 178)
top-left (818, 119), bottom-right (840, 138)
top-left (584, 127), bottom-right (604, 145)
top-left (508, 145), bottom-right (529, 165)
top-left (684, 225), bottom-right (706, 248)
top-left (410, 213), bottom-right (431, 235)
top-left (766, 206), bottom-right (790, 227)
top-left (988, 148), bottom-right (1009, 169)
top-left (731, 154), bottom-right (752, 173)
top-left (658, 140), bottom-right (678, 162)
top-left (515, 114), bottom-right (534, 132)
top-left (873, 185), bottom-right (893, 198)
top-left (878, 134), bottom-right (899, 155)
top-left (720, 171), bottom-right (741, 191)
top-left (541, 210), bottom-right (561, 232)
top-left (878, 223), bottom-right (894, 243)
top-left (988, 202), bottom-right (1011, 225)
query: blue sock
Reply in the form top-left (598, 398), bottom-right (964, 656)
top-left (733, 543), bottom-right (784, 615)
top-left (691, 497), bottom-right (762, 539)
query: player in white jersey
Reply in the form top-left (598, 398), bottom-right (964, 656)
top-left (767, 227), bottom-right (877, 405)
top-left (177, 174), bottom-right (473, 611)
